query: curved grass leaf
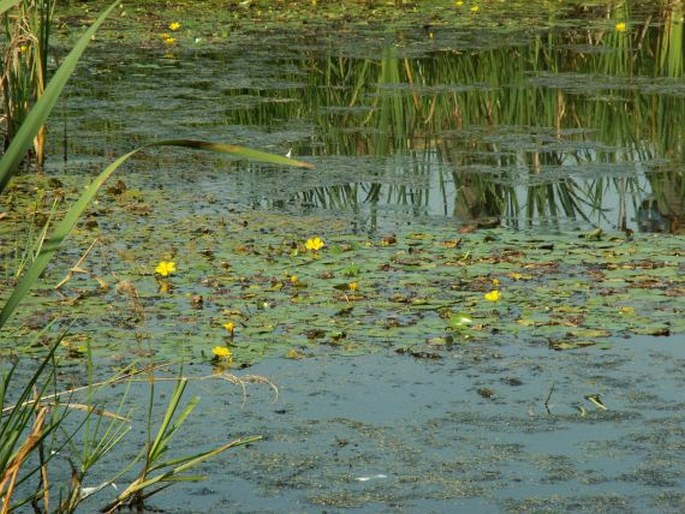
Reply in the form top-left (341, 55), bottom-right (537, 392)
top-left (161, 139), bottom-right (314, 169)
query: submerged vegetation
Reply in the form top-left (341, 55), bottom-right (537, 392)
top-left (0, 0), bottom-right (684, 510)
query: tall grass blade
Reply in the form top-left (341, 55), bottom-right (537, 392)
top-left (0, 327), bottom-right (70, 511)
top-left (146, 378), bottom-right (190, 465)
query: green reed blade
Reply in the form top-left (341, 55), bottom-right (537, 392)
top-left (158, 139), bottom-right (314, 169)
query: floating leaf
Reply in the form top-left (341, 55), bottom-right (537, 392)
top-left (549, 339), bottom-right (598, 351)
top-left (426, 336), bottom-right (454, 346)
top-left (580, 228), bottom-right (604, 240)
top-left (448, 312), bottom-right (473, 329)
top-left (568, 328), bottom-right (610, 338)
top-left (285, 348), bottom-right (305, 359)
top-left (629, 324), bottom-right (670, 336)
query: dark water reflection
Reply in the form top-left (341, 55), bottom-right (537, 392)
top-left (57, 3), bottom-right (684, 235)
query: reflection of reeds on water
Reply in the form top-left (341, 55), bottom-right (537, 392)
top-left (217, 5), bottom-right (683, 232)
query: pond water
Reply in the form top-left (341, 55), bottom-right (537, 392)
top-left (61, 333), bottom-right (685, 513)
top-left (3, 1), bottom-right (685, 512)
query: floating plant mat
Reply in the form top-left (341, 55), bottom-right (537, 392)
top-left (1, 173), bottom-right (683, 364)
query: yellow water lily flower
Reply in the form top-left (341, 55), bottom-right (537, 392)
top-left (169, 22), bottom-right (182, 31)
top-left (305, 236), bottom-right (325, 251)
top-left (155, 260), bottom-right (176, 277)
top-left (484, 290), bottom-right (501, 302)
top-left (470, 5), bottom-right (479, 13)
top-left (212, 346), bottom-right (233, 362)
top-left (615, 22), bottom-right (627, 33)
top-left (223, 321), bottom-right (235, 334)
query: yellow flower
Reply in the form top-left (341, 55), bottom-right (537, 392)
top-left (168, 22), bottom-right (182, 31)
top-left (470, 5), bottom-right (479, 13)
top-left (305, 236), bottom-right (325, 251)
top-left (212, 346), bottom-right (233, 362)
top-left (492, 278), bottom-right (500, 287)
top-left (455, 1), bottom-right (464, 6)
top-left (223, 321), bottom-right (235, 334)
top-left (484, 290), bottom-right (501, 302)
top-left (163, 36), bottom-right (176, 45)
top-left (615, 22), bottom-right (627, 33)
top-left (348, 282), bottom-right (358, 292)
top-left (155, 260), bottom-right (176, 277)
top-left (290, 275), bottom-right (299, 284)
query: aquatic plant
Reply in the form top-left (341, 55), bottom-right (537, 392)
top-left (100, 377), bottom-right (257, 513)
top-left (0, 328), bottom-right (62, 512)
top-left (223, 321), bottom-right (236, 338)
top-left (0, 329), bottom-right (267, 512)
top-left (212, 345), bottom-right (234, 362)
